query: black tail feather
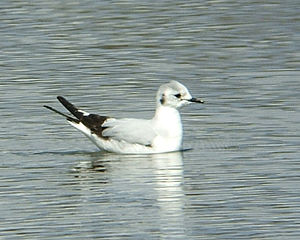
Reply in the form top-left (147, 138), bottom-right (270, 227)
top-left (43, 105), bottom-right (79, 123)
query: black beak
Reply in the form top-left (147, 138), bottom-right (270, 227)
top-left (189, 97), bottom-right (204, 103)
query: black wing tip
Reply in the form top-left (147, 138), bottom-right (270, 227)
top-left (43, 105), bottom-right (58, 112)
top-left (43, 104), bottom-right (79, 123)
top-left (56, 96), bottom-right (83, 120)
top-left (57, 96), bottom-right (66, 104)
top-left (45, 97), bottom-right (109, 138)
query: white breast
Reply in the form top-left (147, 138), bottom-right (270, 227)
top-left (151, 106), bottom-right (183, 152)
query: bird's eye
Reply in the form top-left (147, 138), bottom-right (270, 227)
top-left (174, 93), bottom-right (181, 98)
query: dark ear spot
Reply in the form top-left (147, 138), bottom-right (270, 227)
top-left (160, 94), bottom-right (165, 105)
top-left (174, 93), bottom-right (181, 98)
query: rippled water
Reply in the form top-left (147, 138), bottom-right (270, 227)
top-left (1, 0), bottom-right (299, 239)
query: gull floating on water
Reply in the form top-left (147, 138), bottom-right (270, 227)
top-left (44, 81), bottom-right (204, 154)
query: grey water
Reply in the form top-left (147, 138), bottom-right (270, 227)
top-left (0, 0), bottom-right (299, 239)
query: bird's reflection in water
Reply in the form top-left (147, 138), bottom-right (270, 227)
top-left (152, 152), bottom-right (185, 236)
top-left (72, 151), bottom-right (185, 237)
top-left (73, 160), bottom-right (107, 173)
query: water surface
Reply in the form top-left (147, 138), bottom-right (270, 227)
top-left (0, 0), bottom-right (299, 239)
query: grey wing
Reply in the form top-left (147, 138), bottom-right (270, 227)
top-left (102, 118), bottom-right (156, 146)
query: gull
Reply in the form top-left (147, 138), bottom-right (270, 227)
top-left (44, 81), bottom-right (204, 154)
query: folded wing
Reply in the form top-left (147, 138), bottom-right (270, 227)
top-left (102, 118), bottom-right (156, 146)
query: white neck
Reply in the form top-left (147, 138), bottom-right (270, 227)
top-left (153, 105), bottom-right (179, 119)
top-left (153, 105), bottom-right (182, 137)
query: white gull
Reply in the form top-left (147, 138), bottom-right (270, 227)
top-left (44, 81), bottom-right (204, 154)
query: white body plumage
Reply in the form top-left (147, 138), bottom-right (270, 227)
top-left (45, 81), bottom-right (204, 154)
